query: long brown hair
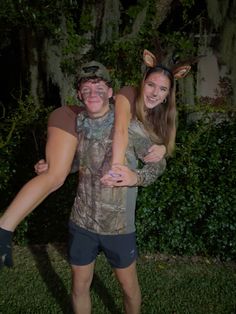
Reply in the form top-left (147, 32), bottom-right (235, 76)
top-left (136, 66), bottom-right (176, 156)
top-left (136, 48), bottom-right (195, 156)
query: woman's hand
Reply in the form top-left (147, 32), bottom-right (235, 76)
top-left (101, 165), bottom-right (137, 187)
top-left (143, 144), bottom-right (166, 163)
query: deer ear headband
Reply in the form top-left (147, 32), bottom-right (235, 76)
top-left (143, 49), bottom-right (192, 79)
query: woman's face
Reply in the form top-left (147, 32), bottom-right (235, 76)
top-left (143, 72), bottom-right (171, 109)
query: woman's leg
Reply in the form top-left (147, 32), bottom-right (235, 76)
top-left (0, 127), bottom-right (78, 231)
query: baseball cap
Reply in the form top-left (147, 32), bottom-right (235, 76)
top-left (78, 61), bottom-right (111, 83)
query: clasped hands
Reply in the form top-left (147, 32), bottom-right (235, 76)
top-left (100, 144), bottom-right (166, 187)
top-left (100, 164), bottom-right (137, 187)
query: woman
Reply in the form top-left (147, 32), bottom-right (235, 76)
top-left (101, 49), bottom-right (191, 185)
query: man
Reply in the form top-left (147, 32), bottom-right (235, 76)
top-left (60, 61), bottom-right (166, 314)
top-left (1, 60), bottom-right (166, 314)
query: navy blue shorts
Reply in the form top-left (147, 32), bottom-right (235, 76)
top-left (68, 221), bottom-right (138, 268)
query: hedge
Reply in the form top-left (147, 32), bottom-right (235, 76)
top-left (136, 113), bottom-right (236, 260)
top-left (1, 109), bottom-right (235, 260)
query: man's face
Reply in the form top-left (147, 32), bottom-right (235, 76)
top-left (78, 80), bottom-right (112, 118)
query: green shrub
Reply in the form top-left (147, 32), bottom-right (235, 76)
top-left (26, 173), bottom-right (77, 245)
top-left (1, 99), bottom-right (235, 260)
top-left (0, 95), bottom-right (52, 244)
top-left (136, 112), bottom-right (236, 260)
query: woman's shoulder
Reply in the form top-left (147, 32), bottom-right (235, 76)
top-left (117, 86), bottom-right (137, 98)
top-left (48, 105), bottom-right (85, 137)
top-left (49, 105), bottom-right (84, 120)
top-left (50, 105), bottom-right (83, 116)
top-left (116, 86), bottom-right (138, 106)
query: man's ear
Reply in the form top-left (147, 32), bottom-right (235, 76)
top-left (108, 87), bottom-right (113, 99)
top-left (77, 90), bottom-right (82, 100)
top-left (172, 65), bottom-right (191, 79)
top-left (143, 49), bottom-right (157, 68)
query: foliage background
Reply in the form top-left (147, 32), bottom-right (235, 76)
top-left (0, 0), bottom-right (235, 260)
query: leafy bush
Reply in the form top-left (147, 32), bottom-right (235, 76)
top-left (136, 111), bottom-right (236, 260)
top-left (26, 173), bottom-right (77, 245)
top-left (1, 98), bottom-right (235, 260)
top-left (0, 95), bottom-right (52, 244)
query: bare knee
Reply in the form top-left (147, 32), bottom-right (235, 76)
top-left (72, 277), bottom-right (92, 297)
top-left (122, 279), bottom-right (140, 301)
top-left (118, 270), bottom-right (141, 314)
top-left (43, 170), bottom-right (68, 192)
top-left (71, 264), bottom-right (94, 296)
top-left (115, 262), bottom-right (140, 297)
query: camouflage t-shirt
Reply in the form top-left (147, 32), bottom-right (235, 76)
top-left (70, 104), bottom-right (166, 235)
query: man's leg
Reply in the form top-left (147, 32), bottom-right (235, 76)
top-left (114, 261), bottom-right (141, 314)
top-left (71, 262), bottom-right (95, 314)
top-left (68, 223), bottom-right (100, 313)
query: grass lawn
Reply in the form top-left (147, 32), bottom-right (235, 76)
top-left (0, 244), bottom-right (236, 314)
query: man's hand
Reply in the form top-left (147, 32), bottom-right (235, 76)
top-left (143, 144), bottom-right (166, 163)
top-left (34, 159), bottom-right (48, 175)
top-left (101, 165), bottom-right (137, 187)
top-left (0, 227), bottom-right (13, 269)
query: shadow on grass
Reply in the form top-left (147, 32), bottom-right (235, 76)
top-left (30, 244), bottom-right (121, 314)
top-left (29, 245), bottom-right (73, 314)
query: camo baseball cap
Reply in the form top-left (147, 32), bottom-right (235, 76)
top-left (78, 61), bottom-right (111, 83)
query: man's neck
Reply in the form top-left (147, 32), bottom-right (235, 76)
top-left (87, 105), bottom-right (110, 119)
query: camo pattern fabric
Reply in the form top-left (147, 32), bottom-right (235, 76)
top-left (70, 105), bottom-right (166, 235)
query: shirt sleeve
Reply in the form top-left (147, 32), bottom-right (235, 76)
top-left (48, 105), bottom-right (84, 138)
top-left (127, 120), bottom-right (167, 187)
top-left (133, 159), bottom-right (166, 187)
